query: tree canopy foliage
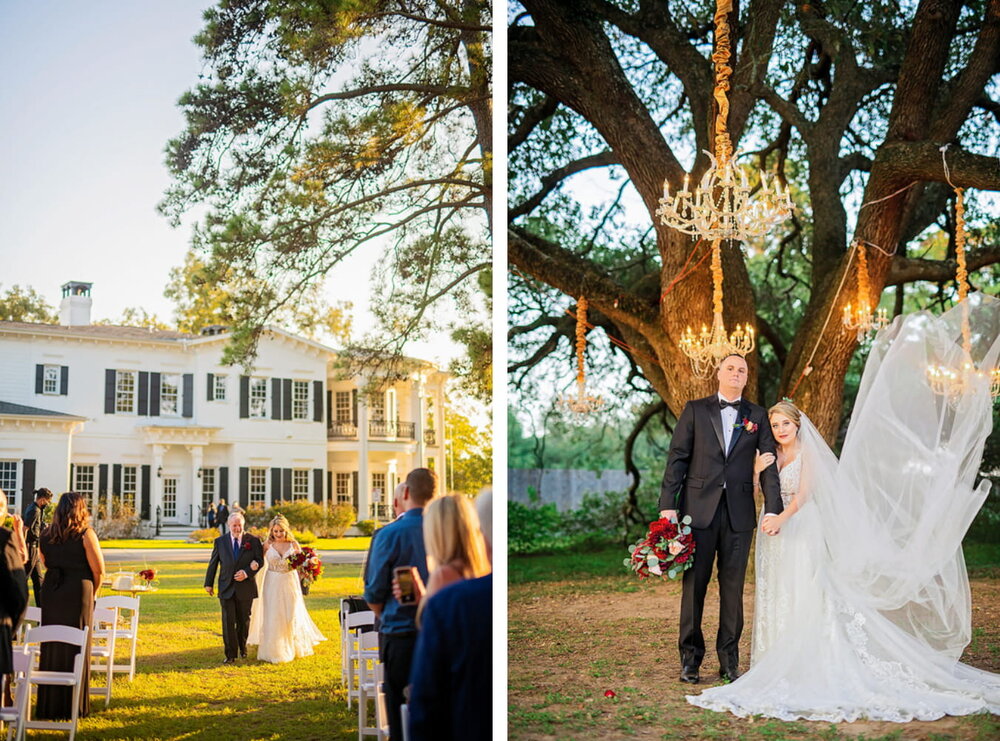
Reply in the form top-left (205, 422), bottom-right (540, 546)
top-left (0, 285), bottom-right (57, 323)
top-left (162, 0), bottom-right (492, 383)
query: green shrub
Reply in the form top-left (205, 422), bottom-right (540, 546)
top-left (323, 504), bottom-right (356, 538)
top-left (243, 504), bottom-right (269, 529)
top-left (188, 528), bottom-right (219, 543)
top-left (968, 482), bottom-right (1000, 542)
top-left (270, 500), bottom-right (325, 532)
top-left (356, 519), bottom-right (376, 536)
top-left (508, 501), bottom-right (565, 554)
top-left (294, 529), bottom-right (317, 545)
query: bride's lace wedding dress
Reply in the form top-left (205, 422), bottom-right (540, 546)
top-left (689, 293), bottom-right (1000, 722)
top-left (247, 544), bottom-right (326, 663)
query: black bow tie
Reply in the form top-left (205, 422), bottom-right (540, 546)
top-left (719, 399), bottom-right (741, 410)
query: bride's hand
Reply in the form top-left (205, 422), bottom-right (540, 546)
top-left (755, 451), bottom-right (776, 475)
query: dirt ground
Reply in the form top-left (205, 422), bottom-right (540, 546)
top-left (508, 573), bottom-right (1000, 740)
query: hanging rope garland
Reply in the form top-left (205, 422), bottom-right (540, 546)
top-left (557, 297), bottom-right (605, 415)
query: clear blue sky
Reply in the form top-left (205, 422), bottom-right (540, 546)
top-left (0, 1), bottom-right (460, 366)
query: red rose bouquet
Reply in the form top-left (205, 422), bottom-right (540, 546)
top-left (625, 515), bottom-right (696, 580)
top-left (287, 546), bottom-right (323, 586)
top-left (136, 568), bottom-right (158, 586)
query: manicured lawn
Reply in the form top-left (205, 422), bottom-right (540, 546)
top-left (509, 540), bottom-right (1000, 740)
top-left (32, 560), bottom-right (366, 739)
top-left (100, 537), bottom-right (372, 551)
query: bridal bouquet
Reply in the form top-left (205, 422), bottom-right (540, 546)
top-left (287, 547), bottom-right (324, 586)
top-left (625, 516), bottom-right (695, 580)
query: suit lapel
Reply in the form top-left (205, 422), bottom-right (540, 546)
top-left (727, 400), bottom-right (750, 457)
top-left (707, 397), bottom-right (726, 455)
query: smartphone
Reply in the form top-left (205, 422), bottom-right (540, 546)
top-left (394, 566), bottom-right (417, 604)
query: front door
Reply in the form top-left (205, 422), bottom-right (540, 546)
top-left (163, 476), bottom-right (178, 523)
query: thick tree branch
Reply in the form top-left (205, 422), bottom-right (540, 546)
top-left (876, 141), bottom-right (1000, 191)
top-left (886, 244), bottom-right (1000, 285)
top-left (509, 94), bottom-right (559, 151)
top-left (755, 313), bottom-right (788, 368)
top-left (509, 151), bottom-right (619, 219)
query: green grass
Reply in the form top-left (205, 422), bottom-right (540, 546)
top-left (100, 537), bottom-right (372, 551)
top-left (31, 560), bottom-right (368, 739)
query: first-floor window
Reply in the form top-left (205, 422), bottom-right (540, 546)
top-left (0, 462), bottom-right (18, 511)
top-left (249, 377), bottom-right (268, 418)
top-left (249, 468), bottom-right (267, 506)
top-left (160, 374), bottom-right (180, 416)
top-left (372, 472), bottom-right (386, 500)
top-left (163, 477), bottom-right (177, 519)
top-left (292, 469), bottom-right (310, 500)
top-left (75, 464), bottom-right (96, 513)
top-left (292, 380), bottom-right (310, 420)
top-left (121, 465), bottom-right (137, 511)
top-left (115, 370), bottom-right (137, 414)
top-left (336, 473), bottom-right (352, 504)
top-left (202, 468), bottom-right (216, 510)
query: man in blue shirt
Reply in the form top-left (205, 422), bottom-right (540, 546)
top-left (364, 468), bottom-right (436, 741)
top-left (408, 489), bottom-right (493, 740)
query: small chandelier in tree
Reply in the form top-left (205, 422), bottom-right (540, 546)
top-left (842, 242), bottom-right (888, 342)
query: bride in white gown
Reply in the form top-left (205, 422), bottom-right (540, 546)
top-left (247, 514), bottom-right (326, 663)
top-left (689, 292), bottom-right (1000, 722)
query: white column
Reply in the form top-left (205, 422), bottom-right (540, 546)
top-left (151, 444), bottom-right (165, 525)
top-left (357, 391), bottom-right (370, 520)
top-left (437, 383), bottom-right (449, 493)
top-left (187, 445), bottom-right (203, 526)
top-left (412, 375), bottom-right (425, 466)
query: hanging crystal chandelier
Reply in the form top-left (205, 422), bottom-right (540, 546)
top-left (558, 297), bottom-right (605, 415)
top-left (655, 0), bottom-right (792, 242)
top-left (678, 240), bottom-right (755, 378)
top-left (842, 241), bottom-right (888, 342)
top-left (925, 188), bottom-right (1000, 404)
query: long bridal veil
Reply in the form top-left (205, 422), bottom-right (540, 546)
top-left (690, 293), bottom-right (1000, 722)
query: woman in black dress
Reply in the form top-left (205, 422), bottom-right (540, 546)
top-left (0, 489), bottom-right (29, 707)
top-left (37, 492), bottom-right (105, 719)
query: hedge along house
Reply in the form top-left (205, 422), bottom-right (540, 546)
top-left (0, 281), bottom-right (450, 533)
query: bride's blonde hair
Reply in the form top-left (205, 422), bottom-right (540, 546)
top-left (768, 400), bottom-right (802, 429)
top-left (265, 514), bottom-right (298, 547)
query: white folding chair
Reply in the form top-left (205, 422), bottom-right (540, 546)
top-left (20, 625), bottom-right (89, 741)
top-left (400, 703), bottom-right (411, 741)
top-left (0, 648), bottom-right (32, 741)
top-left (14, 607), bottom-right (41, 646)
top-left (344, 611), bottom-right (375, 709)
top-left (89, 606), bottom-right (118, 707)
top-left (94, 595), bottom-right (139, 680)
top-left (357, 632), bottom-right (387, 741)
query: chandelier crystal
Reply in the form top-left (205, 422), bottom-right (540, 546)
top-left (925, 188), bottom-right (1000, 404)
top-left (558, 297), bottom-right (605, 415)
top-left (842, 242), bottom-right (888, 342)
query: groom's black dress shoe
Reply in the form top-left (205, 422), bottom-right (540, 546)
top-left (240, 651), bottom-right (247, 659)
top-left (719, 667), bottom-right (741, 682)
top-left (223, 658), bottom-right (235, 664)
top-left (680, 666), bottom-right (700, 683)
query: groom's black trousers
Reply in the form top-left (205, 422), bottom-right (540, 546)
top-left (220, 596), bottom-right (253, 660)
top-left (679, 491), bottom-right (753, 671)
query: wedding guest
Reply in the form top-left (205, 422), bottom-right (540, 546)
top-left (0, 490), bottom-right (29, 708)
top-left (364, 468), bottom-right (436, 741)
top-left (37, 492), bottom-right (104, 720)
top-left (23, 487), bottom-right (52, 606)
top-left (207, 502), bottom-right (217, 531)
top-left (408, 489), bottom-right (493, 741)
top-left (217, 499), bottom-right (229, 535)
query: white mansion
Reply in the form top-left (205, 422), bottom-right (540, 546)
top-left (0, 282), bottom-right (449, 531)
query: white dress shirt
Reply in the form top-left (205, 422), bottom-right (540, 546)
top-left (718, 392), bottom-right (741, 452)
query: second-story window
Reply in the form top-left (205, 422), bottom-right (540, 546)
top-left (249, 377), bottom-right (268, 418)
top-left (336, 391), bottom-right (352, 422)
top-left (161, 374), bottom-right (180, 416)
top-left (370, 393), bottom-right (386, 422)
top-left (42, 365), bottom-right (60, 394)
top-left (292, 381), bottom-right (310, 420)
top-left (115, 370), bottom-right (137, 414)
top-left (214, 374), bottom-right (227, 401)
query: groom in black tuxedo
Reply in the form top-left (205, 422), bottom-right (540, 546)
top-left (660, 354), bottom-right (783, 683)
top-left (204, 512), bottom-right (264, 663)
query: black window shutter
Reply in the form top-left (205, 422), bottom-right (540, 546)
top-left (150, 373), bottom-right (161, 416)
top-left (69, 463), bottom-right (75, 493)
top-left (60, 366), bottom-right (69, 395)
top-left (219, 466), bottom-right (229, 504)
top-left (104, 370), bottom-right (116, 414)
top-left (282, 379), bottom-right (292, 420)
top-left (182, 374), bottom-right (194, 418)
top-left (35, 365), bottom-right (43, 394)
top-left (352, 389), bottom-right (358, 426)
top-left (326, 390), bottom-right (332, 426)
top-left (313, 381), bottom-right (323, 422)
top-left (239, 467), bottom-right (249, 508)
top-left (352, 471), bottom-right (359, 512)
top-left (313, 468), bottom-right (323, 504)
top-left (239, 376), bottom-right (249, 418)
top-left (271, 467), bottom-right (282, 505)
top-left (137, 372), bottom-right (149, 416)
top-left (113, 464), bottom-right (122, 496)
top-left (140, 465), bottom-right (151, 519)
top-left (21, 459), bottom-right (36, 509)
top-left (207, 373), bottom-right (215, 401)
top-left (326, 471), bottom-right (333, 505)
top-left (99, 464), bottom-right (109, 500)
top-left (271, 378), bottom-right (282, 419)
top-left (282, 468), bottom-right (292, 501)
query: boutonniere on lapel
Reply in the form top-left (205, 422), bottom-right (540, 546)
top-left (734, 417), bottom-right (758, 434)
top-left (242, 540), bottom-right (252, 551)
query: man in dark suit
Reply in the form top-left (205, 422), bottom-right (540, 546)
top-left (216, 499), bottom-right (229, 535)
top-left (660, 354), bottom-right (783, 683)
top-left (22, 488), bottom-right (51, 607)
top-left (204, 512), bottom-right (263, 663)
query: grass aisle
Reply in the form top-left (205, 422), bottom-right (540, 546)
top-left (509, 543), bottom-right (1000, 741)
top-left (49, 561), bottom-right (364, 740)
